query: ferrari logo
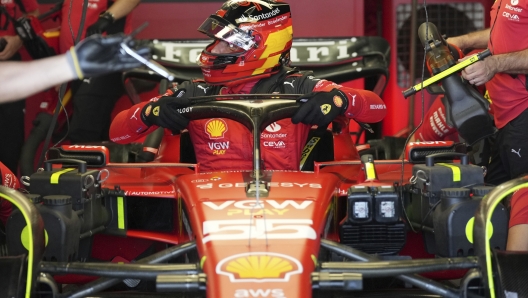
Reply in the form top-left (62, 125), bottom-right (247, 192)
top-left (320, 104), bottom-right (331, 115)
top-left (153, 106), bottom-right (160, 116)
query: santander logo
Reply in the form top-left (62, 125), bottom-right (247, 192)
top-left (265, 122), bottom-right (281, 132)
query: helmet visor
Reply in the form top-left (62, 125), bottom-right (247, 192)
top-left (197, 15), bottom-right (256, 51)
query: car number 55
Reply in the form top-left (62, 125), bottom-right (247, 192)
top-left (202, 219), bottom-right (317, 243)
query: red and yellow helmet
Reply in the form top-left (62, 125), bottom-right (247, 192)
top-left (197, 0), bottom-right (293, 86)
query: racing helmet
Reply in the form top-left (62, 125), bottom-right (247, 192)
top-left (197, 0), bottom-right (293, 86)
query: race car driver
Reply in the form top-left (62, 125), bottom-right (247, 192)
top-left (109, 0), bottom-right (387, 172)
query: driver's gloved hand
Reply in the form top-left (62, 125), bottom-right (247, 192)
top-left (86, 11), bottom-right (114, 37)
top-left (141, 88), bottom-right (191, 131)
top-left (66, 34), bottom-right (150, 79)
top-left (292, 88), bottom-right (348, 128)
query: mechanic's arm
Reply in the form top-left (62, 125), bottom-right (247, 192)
top-left (86, 0), bottom-right (141, 36)
top-left (0, 34), bottom-right (149, 103)
top-left (447, 28), bottom-right (490, 52)
top-left (0, 55), bottom-right (77, 102)
top-left (462, 47), bottom-right (528, 86)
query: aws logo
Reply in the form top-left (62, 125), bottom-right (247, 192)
top-left (205, 118), bottom-right (228, 139)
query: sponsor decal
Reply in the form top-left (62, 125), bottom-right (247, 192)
top-left (216, 252), bottom-right (303, 283)
top-left (320, 104), bottom-right (331, 115)
top-left (4, 173), bottom-right (16, 189)
top-left (153, 106), bottom-right (160, 116)
top-left (203, 219), bottom-right (316, 243)
top-left (283, 81), bottom-right (294, 88)
top-left (511, 0), bottom-right (519, 5)
top-left (370, 104), bottom-right (386, 110)
top-left (505, 3), bottom-right (522, 12)
top-left (333, 95), bottom-right (343, 108)
top-left (205, 119), bottom-right (229, 155)
top-left (263, 140), bottom-right (286, 149)
top-left (203, 199), bottom-right (313, 210)
top-left (210, 176), bottom-right (221, 181)
top-left (144, 105), bottom-right (152, 117)
top-left (236, 8), bottom-right (281, 23)
top-left (227, 209), bottom-right (289, 216)
top-left (235, 288), bottom-right (285, 298)
top-left (299, 137), bottom-right (320, 169)
top-left (131, 107), bottom-right (140, 120)
top-left (265, 122), bottom-right (281, 133)
top-left (502, 11), bottom-right (520, 21)
top-left (197, 182), bottom-right (322, 189)
top-left (205, 118), bottom-right (228, 139)
top-left (198, 85), bottom-right (210, 94)
top-left (268, 15), bottom-right (288, 26)
top-left (208, 141), bottom-right (230, 155)
top-left (110, 135), bottom-right (131, 142)
top-left (124, 191), bottom-right (175, 196)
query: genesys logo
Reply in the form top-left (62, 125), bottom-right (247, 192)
top-left (196, 182), bottom-right (322, 189)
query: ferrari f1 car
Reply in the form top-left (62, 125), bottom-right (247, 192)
top-left (1, 94), bottom-right (527, 298)
top-left (2, 27), bottom-right (528, 298)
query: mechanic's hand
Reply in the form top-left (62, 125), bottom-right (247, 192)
top-left (141, 88), bottom-right (191, 131)
top-left (292, 88), bottom-right (348, 128)
top-left (0, 35), bottom-right (23, 60)
top-left (85, 13), bottom-right (114, 37)
top-left (67, 34), bottom-right (150, 79)
top-left (460, 55), bottom-right (497, 87)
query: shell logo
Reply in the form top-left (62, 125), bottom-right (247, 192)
top-left (205, 118), bottom-right (228, 139)
top-left (333, 95), bottom-right (343, 108)
top-left (216, 252), bottom-right (303, 283)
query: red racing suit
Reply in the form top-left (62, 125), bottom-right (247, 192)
top-left (110, 69), bottom-right (387, 172)
top-left (0, 162), bottom-right (20, 226)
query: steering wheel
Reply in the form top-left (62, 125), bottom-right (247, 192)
top-left (139, 95), bottom-right (301, 165)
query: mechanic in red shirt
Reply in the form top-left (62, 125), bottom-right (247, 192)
top-left (110, 0), bottom-right (386, 172)
top-left (447, 0), bottom-right (528, 251)
top-left (58, 0), bottom-right (139, 144)
top-left (0, 0), bottom-right (39, 175)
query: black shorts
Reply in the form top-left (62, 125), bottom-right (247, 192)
top-left (485, 108), bottom-right (528, 185)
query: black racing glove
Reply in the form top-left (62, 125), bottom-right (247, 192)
top-left (86, 12), bottom-right (114, 36)
top-left (67, 34), bottom-right (150, 79)
top-left (141, 89), bottom-right (191, 131)
top-left (291, 88), bottom-right (348, 128)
